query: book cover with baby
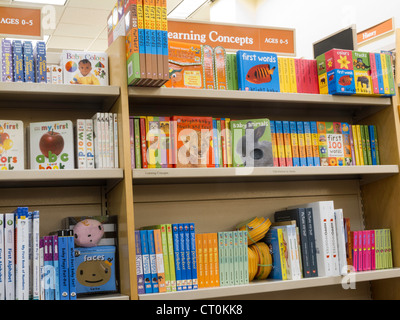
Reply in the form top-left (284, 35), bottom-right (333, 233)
top-left (61, 50), bottom-right (109, 86)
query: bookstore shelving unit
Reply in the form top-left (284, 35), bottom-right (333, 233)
top-left (0, 54), bottom-right (128, 299)
top-left (3, 35), bottom-right (400, 300)
top-left (105, 35), bottom-right (400, 300)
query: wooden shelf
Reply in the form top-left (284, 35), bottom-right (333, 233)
top-left (138, 268), bottom-right (400, 300)
top-left (78, 293), bottom-right (130, 300)
top-left (0, 169), bottom-right (123, 188)
top-left (0, 82), bottom-right (120, 111)
top-left (128, 87), bottom-right (392, 121)
top-left (132, 165), bottom-right (399, 185)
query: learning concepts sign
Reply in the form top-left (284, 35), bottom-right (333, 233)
top-left (167, 19), bottom-right (296, 55)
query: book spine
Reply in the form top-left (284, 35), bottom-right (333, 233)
top-left (58, 232), bottom-right (69, 300)
top-left (140, 117), bottom-right (148, 168)
top-left (0, 214), bottom-right (4, 300)
top-left (153, 229), bottom-right (166, 292)
top-left (289, 58), bottom-right (298, 93)
top-left (130, 117), bottom-right (135, 169)
top-left (217, 233), bottom-right (225, 286)
top-left (155, 0), bottom-right (163, 83)
top-left (351, 125), bottom-right (360, 165)
top-left (297, 121), bottom-right (307, 166)
top-left (363, 125), bottom-right (372, 165)
top-left (212, 119), bottom-right (220, 168)
top-left (67, 231), bottom-right (76, 300)
top-left (217, 120), bottom-right (223, 167)
top-left (159, 225), bottom-right (170, 292)
top-left (166, 224), bottom-right (176, 291)
top-left (371, 230), bottom-right (376, 270)
top-left (277, 228), bottom-right (287, 280)
top-left (92, 113), bottom-right (102, 168)
top-left (140, 230), bottom-right (152, 294)
top-left (369, 125), bottom-right (377, 165)
top-left (225, 118), bottom-right (232, 167)
top-left (203, 233), bottom-right (209, 287)
top-left (278, 57), bottom-right (284, 93)
top-left (270, 121), bottom-right (279, 167)
top-left (52, 235), bottom-right (60, 300)
top-left (334, 209), bottom-right (347, 275)
top-left (85, 119), bottom-right (95, 169)
top-left (233, 231), bottom-right (239, 285)
top-left (171, 224), bottom-right (182, 291)
top-left (360, 124), bottom-right (368, 165)
top-left (109, 112), bottom-right (115, 168)
top-left (289, 121), bottom-right (300, 167)
top-left (303, 121), bottom-right (314, 166)
top-left (220, 119), bottom-right (227, 168)
top-left (101, 113), bottom-right (108, 168)
top-left (212, 233), bottom-right (220, 287)
top-left (196, 234), bottom-right (204, 288)
top-left (189, 223), bottom-right (198, 290)
top-left (4, 214), bottom-right (14, 300)
top-left (178, 224), bottom-right (187, 290)
top-left (15, 208), bottom-right (29, 300)
top-left (304, 208), bottom-right (318, 277)
top-left (207, 234), bottom-right (214, 287)
top-left (77, 119), bottom-right (86, 169)
top-left (348, 124), bottom-right (356, 165)
top-left (380, 53), bottom-right (390, 95)
top-left (147, 230), bottom-right (159, 293)
top-left (133, 117), bottom-right (141, 169)
top-left (385, 54), bottom-right (395, 96)
top-left (369, 53), bottom-right (380, 95)
top-left (310, 121), bottom-right (320, 166)
top-left (134, 231), bottom-right (145, 294)
top-left (227, 232), bottom-right (234, 285)
top-left (295, 59), bottom-right (303, 93)
top-left (355, 125), bottom-right (364, 165)
top-left (184, 224), bottom-right (192, 290)
top-left (275, 121), bottom-right (286, 167)
top-left (282, 121), bottom-right (293, 166)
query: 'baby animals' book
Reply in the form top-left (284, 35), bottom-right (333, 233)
top-left (0, 120), bottom-right (24, 171)
top-left (29, 121), bottom-right (75, 170)
top-left (61, 50), bottom-right (109, 86)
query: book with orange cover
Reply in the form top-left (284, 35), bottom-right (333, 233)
top-left (207, 234), bottom-right (215, 287)
top-left (212, 233), bottom-right (220, 287)
top-left (202, 234), bottom-right (209, 287)
top-left (171, 116), bottom-right (214, 168)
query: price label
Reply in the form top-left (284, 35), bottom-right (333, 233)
top-left (0, 6), bottom-right (41, 38)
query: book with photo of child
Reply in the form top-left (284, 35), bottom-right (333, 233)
top-left (61, 50), bottom-right (109, 86)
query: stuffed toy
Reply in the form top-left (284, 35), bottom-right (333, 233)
top-left (73, 219), bottom-right (104, 247)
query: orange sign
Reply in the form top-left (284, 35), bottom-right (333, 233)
top-left (167, 19), bottom-right (296, 55)
top-left (357, 18), bottom-right (394, 44)
top-left (0, 6), bottom-right (41, 38)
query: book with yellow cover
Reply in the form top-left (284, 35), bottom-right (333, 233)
top-left (196, 234), bottom-right (204, 288)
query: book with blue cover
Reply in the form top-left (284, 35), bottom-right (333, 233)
top-left (171, 224), bottom-right (182, 291)
top-left (236, 50), bottom-right (280, 92)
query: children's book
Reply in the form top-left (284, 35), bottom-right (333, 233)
top-left (236, 50), bottom-right (280, 92)
top-left (61, 50), bottom-right (108, 86)
top-left (0, 120), bottom-right (24, 171)
top-left (171, 116), bottom-right (214, 168)
top-left (231, 118), bottom-right (273, 167)
top-left (265, 228), bottom-right (287, 280)
top-left (0, 214), bottom-right (4, 300)
top-left (29, 120), bottom-right (74, 170)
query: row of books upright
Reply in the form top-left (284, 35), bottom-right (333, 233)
top-left (266, 201), bottom-right (393, 281)
top-left (129, 115), bottom-right (381, 169)
top-left (123, 0), bottom-right (169, 86)
top-left (271, 121), bottom-right (380, 167)
top-left (135, 224), bottom-right (252, 295)
top-left (0, 209), bottom-right (76, 300)
top-left (77, 113), bottom-right (119, 169)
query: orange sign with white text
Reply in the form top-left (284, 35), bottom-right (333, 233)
top-left (0, 6), bottom-right (41, 38)
top-left (167, 19), bottom-right (296, 55)
top-left (357, 18), bottom-right (394, 44)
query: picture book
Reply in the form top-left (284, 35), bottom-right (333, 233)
top-left (236, 50), bottom-right (280, 92)
top-left (0, 120), bottom-right (24, 171)
top-left (264, 228), bottom-right (287, 280)
top-left (61, 50), bottom-right (109, 86)
top-left (171, 116), bottom-right (214, 168)
top-left (29, 120), bottom-right (75, 170)
top-left (231, 118), bottom-right (273, 167)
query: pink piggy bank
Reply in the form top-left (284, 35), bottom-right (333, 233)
top-left (73, 219), bottom-right (104, 247)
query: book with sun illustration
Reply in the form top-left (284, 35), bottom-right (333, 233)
top-left (61, 50), bottom-right (109, 86)
top-left (29, 121), bottom-right (75, 170)
top-left (0, 120), bottom-right (24, 171)
top-left (171, 116), bottom-right (214, 168)
top-left (236, 50), bottom-right (280, 92)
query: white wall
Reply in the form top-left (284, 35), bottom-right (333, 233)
top-left (210, 0), bottom-right (399, 58)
